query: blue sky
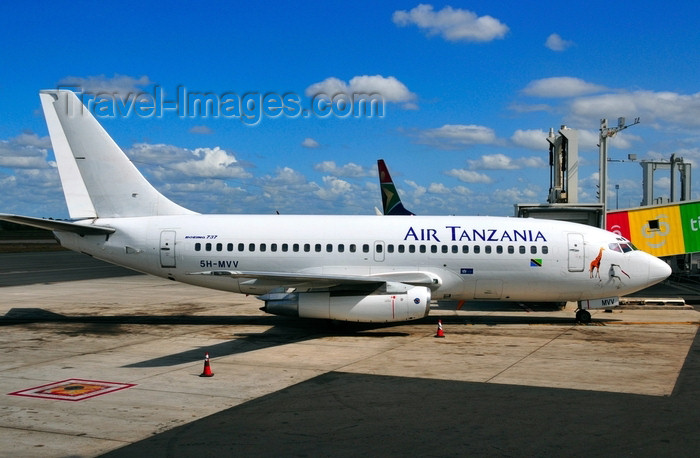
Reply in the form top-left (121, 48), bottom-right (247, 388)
top-left (1, 1), bottom-right (699, 218)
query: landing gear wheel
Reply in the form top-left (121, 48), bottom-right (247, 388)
top-left (576, 309), bottom-right (591, 324)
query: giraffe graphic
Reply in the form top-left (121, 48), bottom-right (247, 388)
top-left (589, 247), bottom-right (604, 278)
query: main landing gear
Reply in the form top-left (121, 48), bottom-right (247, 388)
top-left (575, 309), bottom-right (592, 324)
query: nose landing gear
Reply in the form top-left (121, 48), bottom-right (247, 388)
top-left (575, 309), bottom-right (592, 324)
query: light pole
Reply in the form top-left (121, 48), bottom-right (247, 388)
top-left (599, 117), bottom-right (639, 228)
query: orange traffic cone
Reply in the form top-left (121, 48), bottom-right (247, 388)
top-left (200, 352), bottom-right (214, 377)
top-left (435, 320), bottom-right (445, 338)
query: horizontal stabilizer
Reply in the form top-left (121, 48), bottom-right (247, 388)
top-left (0, 214), bottom-right (115, 235)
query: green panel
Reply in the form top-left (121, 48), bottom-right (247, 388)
top-left (679, 202), bottom-right (700, 253)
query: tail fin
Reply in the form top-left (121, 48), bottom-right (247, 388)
top-left (39, 90), bottom-right (195, 219)
top-left (377, 159), bottom-right (414, 215)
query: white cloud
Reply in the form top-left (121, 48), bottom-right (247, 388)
top-left (576, 129), bottom-right (601, 150)
top-left (493, 186), bottom-right (539, 203)
top-left (444, 168), bottom-right (492, 183)
top-left (511, 129), bottom-right (549, 150)
top-left (313, 161), bottom-right (373, 177)
top-left (468, 154), bottom-right (519, 170)
top-left (523, 77), bottom-right (606, 98)
top-left (189, 125), bottom-right (214, 135)
top-left (393, 4), bottom-right (509, 42)
top-left (508, 103), bottom-right (552, 113)
top-left (404, 179), bottom-right (427, 198)
top-left (570, 90), bottom-right (700, 127)
top-left (0, 133), bottom-right (53, 169)
top-left (127, 143), bottom-right (251, 180)
top-left (468, 153), bottom-right (546, 170)
top-left (305, 75), bottom-right (416, 108)
top-left (57, 74), bottom-right (152, 96)
top-left (302, 137), bottom-right (320, 148)
top-left (419, 124), bottom-right (497, 148)
top-left (265, 167), bottom-right (307, 186)
top-left (315, 176), bottom-right (352, 200)
top-left (453, 185), bottom-right (472, 196)
top-left (545, 33), bottom-right (574, 51)
top-left (428, 182), bottom-right (450, 194)
top-left (171, 147), bottom-right (250, 179)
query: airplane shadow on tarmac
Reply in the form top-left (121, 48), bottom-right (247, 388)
top-left (1, 306), bottom-right (612, 368)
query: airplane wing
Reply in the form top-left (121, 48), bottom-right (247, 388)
top-left (188, 270), bottom-right (439, 292)
top-left (0, 214), bottom-right (115, 235)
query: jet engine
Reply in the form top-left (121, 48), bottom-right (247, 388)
top-left (261, 286), bottom-right (431, 323)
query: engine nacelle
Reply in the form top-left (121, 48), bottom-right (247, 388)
top-left (261, 286), bottom-right (431, 323)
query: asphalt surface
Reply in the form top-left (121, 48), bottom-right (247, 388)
top-left (104, 351), bottom-right (700, 457)
top-left (0, 251), bottom-right (139, 287)
top-left (1, 251), bottom-right (698, 457)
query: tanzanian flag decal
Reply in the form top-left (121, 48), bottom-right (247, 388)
top-left (530, 259), bottom-right (542, 267)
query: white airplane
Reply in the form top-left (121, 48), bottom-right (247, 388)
top-left (0, 90), bottom-right (671, 324)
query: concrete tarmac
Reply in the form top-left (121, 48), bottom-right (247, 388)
top-left (1, 251), bottom-right (699, 457)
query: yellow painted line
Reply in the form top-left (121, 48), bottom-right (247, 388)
top-left (607, 321), bottom-right (700, 326)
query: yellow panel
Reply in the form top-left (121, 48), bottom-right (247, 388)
top-left (627, 206), bottom-right (684, 256)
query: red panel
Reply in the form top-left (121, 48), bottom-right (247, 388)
top-left (607, 212), bottom-right (631, 239)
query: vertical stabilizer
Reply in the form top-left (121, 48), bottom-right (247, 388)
top-left (40, 90), bottom-right (195, 218)
top-left (377, 159), bottom-right (414, 215)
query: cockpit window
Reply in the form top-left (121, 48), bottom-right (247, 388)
top-left (609, 241), bottom-right (637, 253)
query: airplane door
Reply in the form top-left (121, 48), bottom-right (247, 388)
top-left (374, 241), bottom-right (385, 262)
top-left (160, 230), bottom-right (176, 268)
top-left (567, 233), bottom-right (584, 272)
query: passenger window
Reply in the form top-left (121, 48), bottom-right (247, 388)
top-left (205, 243), bottom-right (212, 251)
top-left (260, 243), bottom-right (266, 252)
top-left (195, 243), bottom-right (201, 251)
top-left (398, 245), bottom-right (405, 253)
top-left (350, 244), bottom-right (356, 253)
top-left (485, 246), bottom-right (492, 254)
top-left (326, 244), bottom-right (332, 253)
top-left (293, 243), bottom-right (299, 252)
top-left (496, 245), bottom-right (503, 254)
top-left (519, 246), bottom-right (526, 254)
top-left (238, 243), bottom-right (244, 252)
top-left (376, 244), bottom-right (383, 253)
top-left (362, 244), bottom-right (370, 253)
top-left (227, 243), bottom-right (233, 252)
top-left (282, 243), bottom-right (288, 252)
top-left (270, 243), bottom-right (277, 252)
top-left (508, 246), bottom-right (514, 254)
top-left (419, 245), bottom-right (426, 253)
top-left (474, 245), bottom-right (480, 254)
top-left (530, 246), bottom-right (537, 254)
top-left (431, 245), bottom-right (438, 253)
top-left (409, 245), bottom-right (415, 253)
top-left (452, 245), bottom-right (458, 254)
top-left (441, 245), bottom-right (448, 254)
top-left (315, 244), bottom-right (321, 252)
top-left (387, 244), bottom-right (394, 253)
top-left (542, 246), bottom-right (548, 254)
top-left (216, 243), bottom-right (223, 251)
top-left (338, 244), bottom-right (345, 253)
top-left (304, 244), bottom-right (310, 252)
top-left (462, 245), bottom-right (469, 254)
top-left (248, 243), bottom-right (255, 252)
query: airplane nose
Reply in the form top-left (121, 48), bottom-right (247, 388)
top-left (649, 256), bottom-right (672, 283)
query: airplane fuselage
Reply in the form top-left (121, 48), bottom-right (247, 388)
top-left (55, 214), bottom-right (669, 303)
